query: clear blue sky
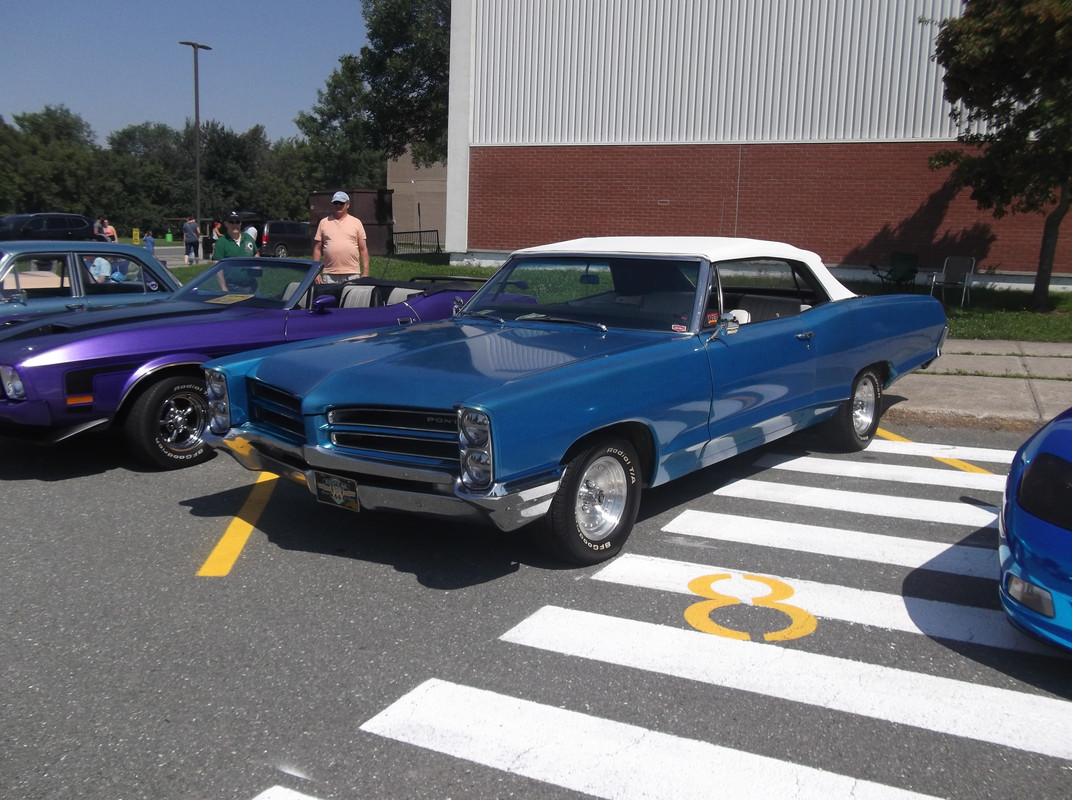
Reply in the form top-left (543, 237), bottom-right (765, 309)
top-left (1, 0), bottom-right (368, 144)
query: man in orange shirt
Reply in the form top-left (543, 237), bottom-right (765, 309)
top-left (312, 191), bottom-right (370, 282)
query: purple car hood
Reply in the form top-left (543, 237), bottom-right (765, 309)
top-left (0, 301), bottom-right (272, 364)
top-left (243, 318), bottom-right (670, 411)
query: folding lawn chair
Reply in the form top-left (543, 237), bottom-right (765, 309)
top-left (872, 252), bottom-right (918, 292)
top-left (929, 256), bottom-right (976, 307)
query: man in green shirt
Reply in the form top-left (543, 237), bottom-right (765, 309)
top-left (212, 211), bottom-right (259, 291)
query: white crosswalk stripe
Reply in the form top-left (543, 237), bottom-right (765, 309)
top-left (501, 606), bottom-right (1072, 761)
top-left (361, 678), bottom-right (941, 800)
top-left (663, 510), bottom-right (996, 576)
top-left (359, 436), bottom-right (1065, 798)
top-left (593, 553), bottom-right (1059, 655)
top-left (714, 478), bottom-right (1000, 527)
top-left (251, 788), bottom-right (322, 800)
top-left (866, 438), bottom-right (1016, 463)
top-left (752, 452), bottom-right (1007, 492)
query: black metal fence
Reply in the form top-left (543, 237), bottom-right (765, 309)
top-left (392, 229), bottom-right (441, 254)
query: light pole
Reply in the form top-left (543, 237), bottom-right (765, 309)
top-left (179, 40), bottom-right (211, 248)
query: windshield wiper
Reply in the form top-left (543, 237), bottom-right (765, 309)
top-left (516, 312), bottom-right (607, 332)
top-left (456, 308), bottom-right (505, 323)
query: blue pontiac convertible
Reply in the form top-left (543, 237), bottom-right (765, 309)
top-left (204, 237), bottom-right (948, 564)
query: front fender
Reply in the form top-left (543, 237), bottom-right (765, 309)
top-left (119, 353), bottom-right (208, 407)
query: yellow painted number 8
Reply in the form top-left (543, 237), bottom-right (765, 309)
top-left (684, 573), bottom-right (818, 642)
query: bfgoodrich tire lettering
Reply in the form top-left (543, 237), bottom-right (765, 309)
top-left (545, 438), bottom-right (641, 565)
top-left (124, 376), bottom-right (212, 469)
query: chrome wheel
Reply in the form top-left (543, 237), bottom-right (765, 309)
top-left (547, 438), bottom-right (641, 564)
top-left (851, 375), bottom-right (878, 437)
top-left (825, 367), bottom-right (883, 452)
top-left (125, 376), bottom-right (213, 469)
top-left (157, 388), bottom-right (209, 454)
top-left (573, 454), bottom-right (629, 542)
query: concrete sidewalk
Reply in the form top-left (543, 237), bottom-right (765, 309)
top-left (886, 339), bottom-right (1072, 430)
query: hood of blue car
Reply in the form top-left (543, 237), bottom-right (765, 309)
top-left (245, 319), bottom-right (669, 411)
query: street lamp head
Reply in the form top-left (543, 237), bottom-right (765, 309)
top-left (179, 41), bottom-right (212, 51)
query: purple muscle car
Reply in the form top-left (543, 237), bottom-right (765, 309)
top-left (0, 257), bottom-right (483, 468)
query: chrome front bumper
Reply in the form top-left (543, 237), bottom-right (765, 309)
top-left (205, 428), bottom-right (560, 533)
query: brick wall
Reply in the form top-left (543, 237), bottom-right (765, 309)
top-left (468, 143), bottom-right (1068, 274)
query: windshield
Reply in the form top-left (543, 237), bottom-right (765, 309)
top-left (462, 255), bottom-right (703, 332)
top-left (173, 258), bottom-right (313, 309)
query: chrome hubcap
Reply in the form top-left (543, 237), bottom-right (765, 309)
top-left (851, 378), bottom-right (877, 436)
top-left (574, 455), bottom-right (628, 541)
top-left (159, 391), bottom-right (207, 452)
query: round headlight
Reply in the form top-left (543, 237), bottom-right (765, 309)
top-left (208, 400), bottom-right (230, 432)
top-left (205, 370), bottom-right (228, 401)
top-left (462, 449), bottom-right (492, 489)
top-left (460, 409), bottom-right (490, 446)
top-left (205, 371), bottom-right (231, 433)
top-left (0, 365), bottom-right (25, 400)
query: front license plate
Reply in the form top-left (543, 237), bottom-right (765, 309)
top-left (313, 471), bottom-right (360, 512)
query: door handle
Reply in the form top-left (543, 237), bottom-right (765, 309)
top-left (796, 331), bottom-right (815, 340)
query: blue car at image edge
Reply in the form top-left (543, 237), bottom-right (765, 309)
top-left (999, 406), bottom-right (1072, 651)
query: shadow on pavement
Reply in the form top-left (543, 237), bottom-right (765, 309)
top-left (179, 476), bottom-right (570, 590)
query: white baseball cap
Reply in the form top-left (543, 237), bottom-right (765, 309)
top-left (331, 191), bottom-right (349, 203)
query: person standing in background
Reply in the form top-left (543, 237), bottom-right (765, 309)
top-left (94, 216), bottom-right (105, 238)
top-left (212, 210), bottom-right (259, 291)
top-left (143, 229), bottom-right (155, 254)
top-left (102, 219), bottom-right (117, 242)
top-left (182, 214), bottom-right (200, 265)
top-left (312, 191), bottom-right (369, 282)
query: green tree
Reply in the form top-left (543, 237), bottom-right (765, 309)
top-left (253, 138), bottom-right (315, 220)
top-left (357, 0), bottom-right (450, 167)
top-left (296, 54), bottom-right (387, 189)
top-left (0, 117), bottom-right (25, 213)
top-left (9, 106), bottom-right (99, 216)
top-left (930, 0), bottom-right (1072, 311)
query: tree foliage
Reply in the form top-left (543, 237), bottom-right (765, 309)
top-left (357, 0), bottom-right (450, 167)
top-left (296, 54), bottom-right (387, 188)
top-left (930, 0), bottom-right (1072, 310)
top-left (0, 107), bottom-right (340, 240)
top-left (0, 4), bottom-right (451, 239)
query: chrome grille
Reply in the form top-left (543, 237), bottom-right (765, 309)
top-left (247, 380), bottom-right (304, 439)
top-left (326, 406), bottom-right (458, 462)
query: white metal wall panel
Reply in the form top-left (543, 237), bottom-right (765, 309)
top-left (469, 0), bottom-right (965, 145)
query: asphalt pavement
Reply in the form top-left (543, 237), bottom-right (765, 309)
top-left (887, 339), bottom-right (1072, 431)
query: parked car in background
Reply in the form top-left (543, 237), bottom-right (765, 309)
top-left (0, 257), bottom-right (484, 468)
top-left (0, 212), bottom-right (103, 242)
top-left (0, 241), bottom-right (179, 317)
top-left (203, 236), bottom-right (949, 565)
top-left (999, 406), bottom-right (1072, 651)
top-left (260, 220), bottom-right (312, 258)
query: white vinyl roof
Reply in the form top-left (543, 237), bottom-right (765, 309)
top-left (513, 236), bottom-right (857, 301)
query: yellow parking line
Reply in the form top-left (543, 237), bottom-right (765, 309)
top-left (197, 471), bottom-right (279, 577)
top-left (876, 428), bottom-right (994, 474)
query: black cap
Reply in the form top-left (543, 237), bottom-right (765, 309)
top-left (226, 210), bottom-right (241, 222)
